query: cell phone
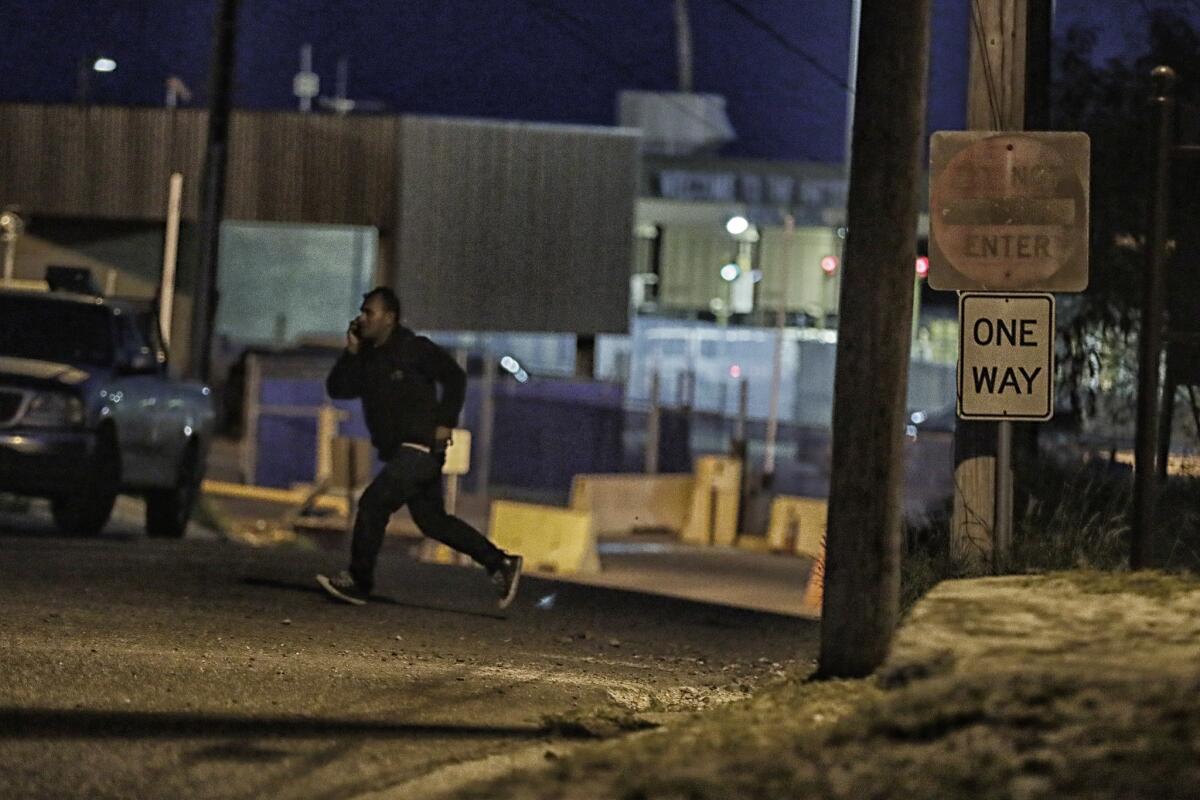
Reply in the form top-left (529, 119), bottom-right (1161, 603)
top-left (349, 319), bottom-right (361, 335)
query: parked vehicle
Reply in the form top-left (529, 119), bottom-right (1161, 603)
top-left (0, 272), bottom-right (216, 537)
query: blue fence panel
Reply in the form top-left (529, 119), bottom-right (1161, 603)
top-left (254, 374), bottom-right (628, 494)
top-left (254, 377), bottom-right (320, 487)
top-left (488, 398), bottom-right (624, 492)
top-left (255, 415), bottom-right (318, 488)
top-left (259, 377), bottom-right (328, 407)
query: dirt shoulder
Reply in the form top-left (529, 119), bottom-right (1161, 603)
top-left (450, 571), bottom-right (1200, 799)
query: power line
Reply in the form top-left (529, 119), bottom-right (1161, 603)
top-left (520, 0), bottom-right (672, 88)
top-left (519, 0), bottom-right (820, 157)
top-left (568, 0), bottom-right (835, 120)
top-left (519, 0), bottom-right (737, 139)
top-left (521, 0), bottom-right (711, 127)
top-left (525, 0), bottom-right (661, 77)
top-left (713, 0), bottom-right (853, 94)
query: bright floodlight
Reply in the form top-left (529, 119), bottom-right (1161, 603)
top-left (93, 57), bottom-right (117, 73)
top-left (719, 262), bottom-right (740, 282)
top-left (725, 215), bottom-right (749, 236)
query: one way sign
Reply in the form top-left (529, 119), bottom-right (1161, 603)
top-left (957, 292), bottom-right (1055, 421)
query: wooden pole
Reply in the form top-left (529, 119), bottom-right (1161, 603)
top-left (817, 0), bottom-right (931, 679)
top-left (951, 0), bottom-right (1035, 572)
top-left (159, 172), bottom-right (184, 348)
top-left (188, 0), bottom-right (239, 382)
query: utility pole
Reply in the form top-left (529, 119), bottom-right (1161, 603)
top-left (674, 0), bottom-right (694, 93)
top-left (950, 0), bottom-right (1045, 571)
top-left (817, 0), bottom-right (931, 679)
top-left (1132, 66), bottom-right (1176, 569)
top-left (188, 0), bottom-right (239, 382)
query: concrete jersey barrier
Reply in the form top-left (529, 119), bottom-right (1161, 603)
top-left (569, 473), bottom-right (694, 536)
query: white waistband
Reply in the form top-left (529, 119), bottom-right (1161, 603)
top-left (401, 442), bottom-right (431, 454)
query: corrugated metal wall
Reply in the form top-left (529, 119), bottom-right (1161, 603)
top-left (655, 224), bottom-right (841, 318)
top-left (395, 117), bottom-right (639, 334)
top-left (755, 227), bottom-right (841, 317)
top-left (0, 104), bottom-right (398, 226)
top-left (657, 224), bottom-right (733, 309)
top-left (0, 104), bottom-right (639, 334)
top-left (224, 112), bottom-right (397, 226)
top-left (0, 105), bottom-right (206, 220)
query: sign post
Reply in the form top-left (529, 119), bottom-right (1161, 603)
top-left (930, 131), bottom-right (1088, 570)
top-left (957, 292), bottom-right (1055, 565)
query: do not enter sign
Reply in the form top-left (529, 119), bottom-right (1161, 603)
top-left (929, 132), bottom-right (1089, 292)
top-left (957, 293), bottom-right (1055, 421)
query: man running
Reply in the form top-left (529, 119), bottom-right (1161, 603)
top-left (316, 287), bottom-right (522, 608)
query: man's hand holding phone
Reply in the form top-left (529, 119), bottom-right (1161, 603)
top-left (346, 319), bottom-right (362, 354)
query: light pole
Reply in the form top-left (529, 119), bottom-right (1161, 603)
top-left (763, 213), bottom-right (794, 480)
top-left (1, 209), bottom-right (24, 281)
top-left (76, 54), bottom-right (116, 105)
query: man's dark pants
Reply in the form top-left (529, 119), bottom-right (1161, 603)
top-left (350, 446), bottom-right (504, 592)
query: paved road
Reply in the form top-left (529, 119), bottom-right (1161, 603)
top-left (0, 502), bottom-right (818, 800)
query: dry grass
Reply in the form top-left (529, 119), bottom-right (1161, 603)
top-left (443, 459), bottom-right (1200, 799)
top-left (452, 572), bottom-right (1200, 800)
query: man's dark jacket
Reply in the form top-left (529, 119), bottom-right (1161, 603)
top-left (325, 325), bottom-right (466, 458)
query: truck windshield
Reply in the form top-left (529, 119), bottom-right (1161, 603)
top-left (0, 296), bottom-right (114, 366)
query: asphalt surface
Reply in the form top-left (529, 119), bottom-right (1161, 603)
top-left (0, 500), bottom-right (818, 800)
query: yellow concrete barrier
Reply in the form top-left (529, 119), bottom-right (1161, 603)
top-left (200, 479), bottom-right (347, 514)
top-left (488, 500), bottom-right (600, 574)
top-left (569, 474), bottom-right (694, 536)
top-left (766, 495), bottom-right (827, 559)
top-left (332, 437), bottom-right (373, 491)
top-left (733, 534), bottom-right (773, 553)
top-left (680, 456), bottom-right (742, 547)
top-left (442, 428), bottom-right (472, 475)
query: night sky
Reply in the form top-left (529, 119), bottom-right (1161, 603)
top-left (1, 0), bottom-right (1197, 163)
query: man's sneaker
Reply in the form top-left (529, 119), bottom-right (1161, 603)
top-left (316, 571), bottom-right (369, 606)
top-left (491, 554), bottom-right (523, 609)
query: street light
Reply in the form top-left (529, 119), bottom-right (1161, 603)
top-left (725, 215), bottom-right (749, 236)
top-left (1, 209), bottom-right (25, 281)
top-left (76, 53), bottom-right (117, 105)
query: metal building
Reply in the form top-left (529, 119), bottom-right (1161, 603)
top-left (0, 104), bottom-right (640, 356)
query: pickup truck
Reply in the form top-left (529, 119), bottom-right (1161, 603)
top-left (0, 278), bottom-right (216, 537)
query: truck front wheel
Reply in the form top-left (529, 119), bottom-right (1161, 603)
top-left (146, 441), bottom-right (201, 539)
top-left (51, 431), bottom-right (119, 536)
